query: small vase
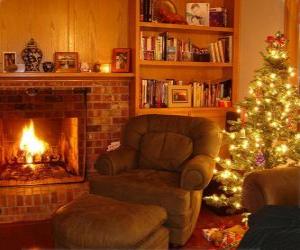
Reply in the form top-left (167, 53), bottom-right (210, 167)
top-left (21, 38), bottom-right (43, 72)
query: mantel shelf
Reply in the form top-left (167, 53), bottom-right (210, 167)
top-left (139, 22), bottom-right (234, 33)
top-left (0, 72), bottom-right (135, 81)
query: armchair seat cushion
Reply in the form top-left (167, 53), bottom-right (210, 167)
top-left (90, 169), bottom-right (191, 215)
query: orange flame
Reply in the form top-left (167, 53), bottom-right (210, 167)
top-left (19, 120), bottom-right (47, 163)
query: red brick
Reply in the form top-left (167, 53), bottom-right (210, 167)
top-left (16, 195), bottom-right (24, 206)
top-left (24, 196), bottom-right (33, 206)
top-left (113, 117), bottom-right (128, 124)
top-left (93, 103), bottom-right (111, 109)
top-left (42, 194), bottom-right (50, 204)
top-left (33, 194), bottom-right (41, 206)
top-left (121, 94), bottom-right (129, 101)
top-left (57, 192), bottom-right (66, 203)
top-left (51, 192), bottom-right (58, 204)
top-left (66, 191), bottom-right (73, 202)
top-left (7, 196), bottom-right (16, 207)
top-left (0, 196), bottom-right (7, 207)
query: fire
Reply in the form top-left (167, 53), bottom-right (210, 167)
top-left (19, 120), bottom-right (47, 164)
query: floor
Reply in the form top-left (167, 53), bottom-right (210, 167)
top-left (0, 206), bottom-right (242, 250)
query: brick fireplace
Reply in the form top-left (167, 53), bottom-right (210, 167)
top-left (0, 78), bottom-right (130, 223)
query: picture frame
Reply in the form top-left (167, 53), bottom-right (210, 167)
top-left (54, 52), bottom-right (79, 73)
top-left (111, 48), bottom-right (131, 73)
top-left (186, 3), bottom-right (210, 26)
top-left (2, 52), bottom-right (17, 72)
top-left (168, 85), bottom-right (192, 108)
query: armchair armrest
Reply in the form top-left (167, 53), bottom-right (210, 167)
top-left (180, 154), bottom-right (215, 191)
top-left (94, 147), bottom-right (137, 175)
top-left (242, 167), bottom-right (300, 213)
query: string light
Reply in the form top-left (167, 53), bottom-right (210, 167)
top-left (229, 133), bottom-right (236, 139)
top-left (265, 98), bottom-right (271, 104)
top-left (256, 81), bottom-right (263, 87)
top-left (270, 73), bottom-right (277, 79)
top-left (286, 83), bottom-right (291, 89)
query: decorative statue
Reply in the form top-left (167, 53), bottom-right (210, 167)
top-left (21, 38), bottom-right (43, 72)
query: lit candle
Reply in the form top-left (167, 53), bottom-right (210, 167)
top-left (100, 64), bottom-right (111, 73)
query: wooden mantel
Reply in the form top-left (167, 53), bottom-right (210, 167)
top-left (0, 72), bottom-right (135, 81)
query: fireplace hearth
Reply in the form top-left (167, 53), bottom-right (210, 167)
top-left (0, 88), bottom-right (88, 186)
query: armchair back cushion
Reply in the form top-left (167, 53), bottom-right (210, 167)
top-left (139, 132), bottom-right (193, 171)
top-left (122, 115), bottom-right (220, 172)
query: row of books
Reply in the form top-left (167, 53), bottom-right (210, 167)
top-left (193, 80), bottom-right (232, 107)
top-left (141, 1), bottom-right (228, 28)
top-left (209, 36), bottom-right (233, 63)
top-left (141, 32), bottom-right (232, 63)
top-left (141, 79), bottom-right (232, 108)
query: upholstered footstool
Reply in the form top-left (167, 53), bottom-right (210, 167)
top-left (53, 194), bottom-right (169, 249)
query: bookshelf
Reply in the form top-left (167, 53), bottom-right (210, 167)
top-left (128, 0), bottom-right (240, 127)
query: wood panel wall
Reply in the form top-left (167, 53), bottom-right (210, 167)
top-left (0, 0), bottom-right (128, 69)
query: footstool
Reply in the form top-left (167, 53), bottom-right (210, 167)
top-left (53, 194), bottom-right (169, 249)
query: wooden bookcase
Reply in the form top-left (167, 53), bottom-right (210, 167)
top-left (128, 0), bottom-right (240, 127)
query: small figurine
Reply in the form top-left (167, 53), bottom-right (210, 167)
top-left (80, 62), bottom-right (91, 72)
top-left (93, 62), bottom-right (101, 72)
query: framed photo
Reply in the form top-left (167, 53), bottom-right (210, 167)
top-left (54, 52), bottom-right (79, 72)
top-left (112, 48), bottom-right (131, 73)
top-left (3, 52), bottom-right (17, 72)
top-left (168, 85), bottom-right (192, 108)
top-left (186, 3), bottom-right (210, 26)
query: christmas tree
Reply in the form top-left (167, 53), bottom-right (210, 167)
top-left (204, 32), bottom-right (300, 213)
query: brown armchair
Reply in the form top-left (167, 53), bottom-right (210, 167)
top-left (242, 167), bottom-right (300, 213)
top-left (90, 114), bottom-right (221, 245)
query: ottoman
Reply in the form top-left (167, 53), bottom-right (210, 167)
top-left (53, 194), bottom-right (169, 249)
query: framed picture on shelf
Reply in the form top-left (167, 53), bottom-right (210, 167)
top-left (112, 48), bottom-right (131, 73)
top-left (54, 52), bottom-right (79, 72)
top-left (168, 85), bottom-right (192, 108)
top-left (2, 52), bottom-right (17, 72)
top-left (186, 3), bottom-right (210, 26)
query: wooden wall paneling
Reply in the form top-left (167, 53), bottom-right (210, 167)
top-left (285, 0), bottom-right (299, 85)
top-left (231, 0), bottom-right (240, 102)
top-left (70, 0), bottom-right (129, 64)
top-left (0, 0), bottom-right (70, 69)
top-left (128, 0), bottom-right (139, 116)
top-left (0, 0), bottom-right (129, 71)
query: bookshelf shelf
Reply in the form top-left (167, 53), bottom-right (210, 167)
top-left (140, 60), bottom-right (233, 67)
top-left (139, 22), bottom-right (234, 34)
top-left (136, 107), bottom-right (234, 116)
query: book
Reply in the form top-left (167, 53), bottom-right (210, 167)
top-left (214, 42), bottom-right (221, 62)
top-left (186, 3), bottom-right (210, 26)
top-left (209, 43), bottom-right (216, 62)
top-left (209, 7), bottom-right (228, 27)
top-left (219, 36), bottom-right (233, 62)
top-left (217, 40), bottom-right (225, 62)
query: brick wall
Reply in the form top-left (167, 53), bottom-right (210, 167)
top-left (0, 182), bottom-right (89, 223)
top-left (0, 79), bottom-right (130, 223)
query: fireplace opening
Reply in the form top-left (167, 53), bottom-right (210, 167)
top-left (0, 88), bottom-right (88, 186)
